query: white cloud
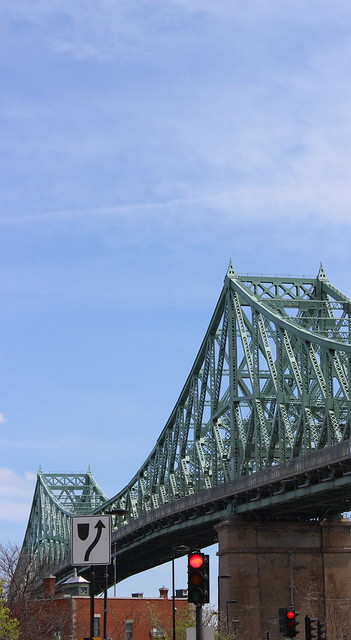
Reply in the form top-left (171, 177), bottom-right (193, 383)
top-left (2, 1), bottom-right (351, 239)
top-left (1, 174), bottom-right (351, 232)
top-left (0, 414), bottom-right (7, 424)
top-left (0, 469), bottom-right (36, 524)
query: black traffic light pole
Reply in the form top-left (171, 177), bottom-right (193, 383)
top-left (172, 554), bottom-right (176, 640)
top-left (171, 545), bottom-right (189, 640)
top-left (196, 605), bottom-right (204, 640)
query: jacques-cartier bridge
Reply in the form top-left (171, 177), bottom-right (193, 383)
top-left (19, 263), bottom-right (351, 631)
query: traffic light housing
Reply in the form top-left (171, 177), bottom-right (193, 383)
top-left (317, 620), bottom-right (326, 640)
top-left (305, 616), bottom-right (317, 640)
top-left (279, 608), bottom-right (299, 637)
top-left (286, 610), bottom-right (299, 637)
top-left (187, 551), bottom-right (209, 605)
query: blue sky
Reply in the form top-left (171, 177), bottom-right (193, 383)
top-left (2, 0), bottom-right (351, 598)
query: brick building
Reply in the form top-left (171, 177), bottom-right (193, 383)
top-left (13, 573), bottom-right (191, 640)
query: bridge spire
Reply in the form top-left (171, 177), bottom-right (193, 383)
top-left (226, 260), bottom-right (236, 280)
top-left (317, 262), bottom-right (329, 281)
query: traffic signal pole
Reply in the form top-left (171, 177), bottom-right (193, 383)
top-left (196, 605), bottom-right (204, 640)
top-left (172, 554), bottom-right (176, 640)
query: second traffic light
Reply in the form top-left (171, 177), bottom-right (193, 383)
top-left (187, 551), bottom-right (209, 605)
top-left (305, 616), bottom-right (317, 640)
top-left (317, 620), bottom-right (326, 640)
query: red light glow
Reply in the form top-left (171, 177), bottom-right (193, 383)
top-left (188, 554), bottom-right (204, 569)
top-left (286, 611), bottom-right (295, 620)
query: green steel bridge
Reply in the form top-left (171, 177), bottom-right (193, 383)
top-left (20, 263), bottom-right (351, 592)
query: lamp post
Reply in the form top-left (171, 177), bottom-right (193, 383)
top-left (90, 566), bottom-right (95, 640)
top-left (104, 508), bottom-right (129, 640)
top-left (171, 545), bottom-right (189, 640)
top-left (113, 542), bottom-right (117, 597)
top-left (218, 574), bottom-right (231, 631)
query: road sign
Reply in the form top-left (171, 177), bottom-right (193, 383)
top-left (71, 515), bottom-right (111, 565)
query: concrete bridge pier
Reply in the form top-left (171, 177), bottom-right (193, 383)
top-left (215, 516), bottom-right (351, 640)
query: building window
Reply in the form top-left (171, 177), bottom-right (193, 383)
top-left (94, 615), bottom-right (101, 637)
top-left (126, 620), bottom-right (133, 640)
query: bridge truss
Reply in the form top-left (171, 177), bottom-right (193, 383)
top-left (20, 264), bottom-right (351, 580)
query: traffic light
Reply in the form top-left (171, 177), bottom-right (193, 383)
top-left (279, 608), bottom-right (288, 635)
top-left (279, 609), bottom-right (299, 637)
top-left (317, 620), bottom-right (326, 640)
top-left (305, 616), bottom-right (317, 640)
top-left (187, 551), bottom-right (209, 605)
top-left (286, 610), bottom-right (299, 637)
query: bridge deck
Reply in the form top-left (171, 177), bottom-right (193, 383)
top-left (52, 440), bottom-right (351, 593)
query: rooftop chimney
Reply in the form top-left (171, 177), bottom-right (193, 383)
top-left (43, 575), bottom-right (56, 598)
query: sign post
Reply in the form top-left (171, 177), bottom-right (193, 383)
top-left (71, 515), bottom-right (111, 639)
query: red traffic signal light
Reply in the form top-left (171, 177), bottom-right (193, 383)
top-left (188, 553), bottom-right (204, 569)
top-left (286, 610), bottom-right (299, 637)
top-left (187, 552), bottom-right (209, 605)
top-left (279, 608), bottom-right (300, 637)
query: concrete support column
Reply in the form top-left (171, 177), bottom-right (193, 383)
top-left (215, 516), bottom-right (351, 640)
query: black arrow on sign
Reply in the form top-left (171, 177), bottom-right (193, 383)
top-left (84, 519), bottom-right (106, 562)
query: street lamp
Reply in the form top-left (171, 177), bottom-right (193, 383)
top-left (103, 508), bottom-right (129, 640)
top-left (171, 545), bottom-right (189, 640)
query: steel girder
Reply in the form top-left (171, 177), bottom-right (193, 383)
top-left (20, 263), bottom-right (351, 570)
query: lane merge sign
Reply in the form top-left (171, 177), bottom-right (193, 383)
top-left (71, 515), bottom-right (111, 566)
